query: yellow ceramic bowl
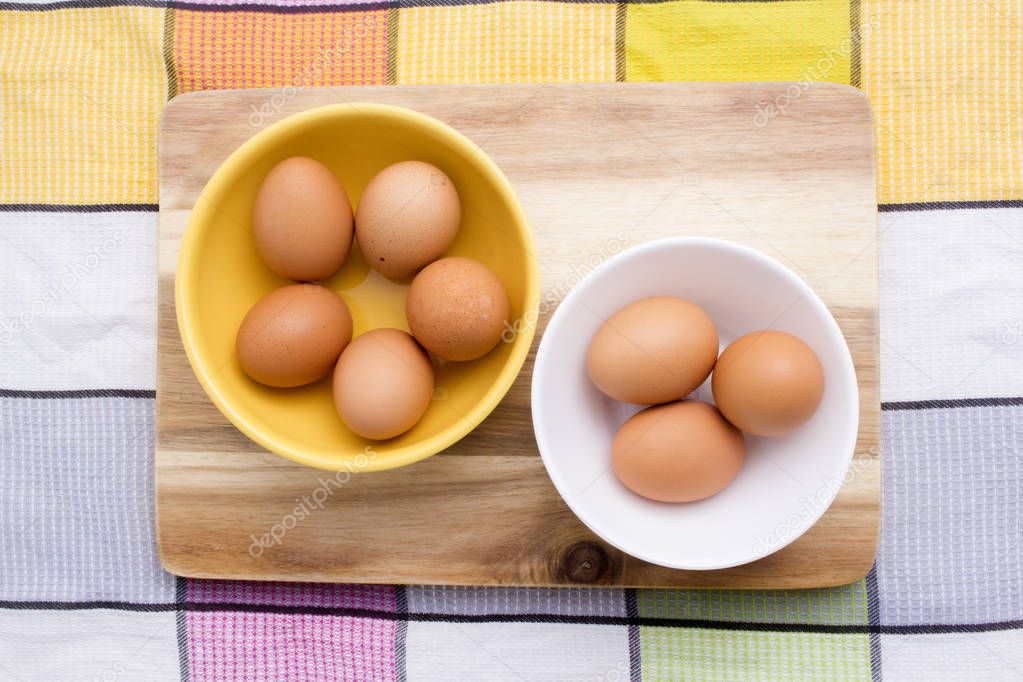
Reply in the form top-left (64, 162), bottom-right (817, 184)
top-left (176, 103), bottom-right (539, 472)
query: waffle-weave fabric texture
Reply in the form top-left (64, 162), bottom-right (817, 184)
top-left (1, 0), bottom-right (1021, 680)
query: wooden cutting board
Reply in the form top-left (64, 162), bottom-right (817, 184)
top-left (156, 83), bottom-right (879, 589)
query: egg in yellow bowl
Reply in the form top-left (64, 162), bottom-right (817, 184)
top-left (176, 104), bottom-right (539, 472)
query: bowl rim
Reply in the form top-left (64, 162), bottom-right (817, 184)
top-left (530, 236), bottom-right (860, 570)
top-left (176, 102), bottom-right (540, 473)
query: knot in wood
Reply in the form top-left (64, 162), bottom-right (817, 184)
top-left (562, 542), bottom-right (609, 583)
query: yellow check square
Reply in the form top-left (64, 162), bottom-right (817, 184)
top-left (863, 0), bottom-right (1023, 203)
top-left (0, 7), bottom-right (166, 205)
top-left (626, 0), bottom-right (853, 84)
top-left (396, 2), bottom-right (616, 84)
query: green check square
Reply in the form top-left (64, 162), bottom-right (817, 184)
top-left (640, 627), bottom-right (871, 681)
top-left (637, 581), bottom-right (870, 625)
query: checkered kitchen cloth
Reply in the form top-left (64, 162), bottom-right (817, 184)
top-left (1, 0), bottom-right (1021, 679)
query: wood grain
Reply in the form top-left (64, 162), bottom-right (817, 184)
top-left (157, 83), bottom-right (879, 588)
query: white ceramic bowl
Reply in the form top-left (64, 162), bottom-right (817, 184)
top-left (531, 237), bottom-right (859, 570)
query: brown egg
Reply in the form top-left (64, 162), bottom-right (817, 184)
top-left (253, 156), bottom-right (354, 281)
top-left (712, 330), bottom-right (825, 436)
top-left (406, 257), bottom-right (510, 362)
top-left (612, 401), bottom-right (745, 503)
top-left (355, 161), bottom-right (460, 280)
top-left (332, 328), bottom-right (434, 440)
top-left (586, 297), bottom-right (718, 404)
top-left (236, 284), bottom-right (353, 388)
